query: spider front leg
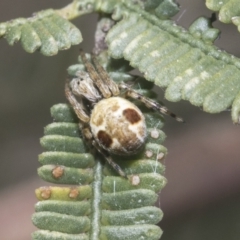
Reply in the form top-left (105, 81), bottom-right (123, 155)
top-left (91, 54), bottom-right (120, 96)
top-left (65, 79), bottom-right (90, 123)
top-left (79, 50), bottom-right (112, 98)
top-left (119, 82), bottom-right (185, 122)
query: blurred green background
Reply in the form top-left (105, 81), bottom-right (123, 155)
top-left (0, 1), bottom-right (240, 239)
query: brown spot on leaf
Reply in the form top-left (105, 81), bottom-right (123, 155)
top-left (130, 175), bottom-right (140, 186)
top-left (145, 150), bottom-right (153, 158)
top-left (69, 188), bottom-right (79, 199)
top-left (52, 166), bottom-right (64, 179)
top-left (157, 152), bottom-right (165, 162)
top-left (150, 129), bottom-right (159, 139)
top-left (40, 187), bottom-right (51, 200)
top-left (97, 130), bottom-right (113, 148)
top-left (123, 108), bottom-right (141, 124)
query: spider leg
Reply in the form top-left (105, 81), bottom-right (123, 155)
top-left (65, 79), bottom-right (90, 123)
top-left (92, 141), bottom-right (128, 178)
top-left (79, 50), bottom-right (112, 98)
top-left (81, 123), bottom-right (128, 178)
top-left (119, 82), bottom-right (185, 122)
top-left (91, 54), bottom-right (120, 96)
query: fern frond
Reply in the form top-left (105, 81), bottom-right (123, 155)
top-left (143, 0), bottom-right (180, 19)
top-left (188, 17), bottom-right (220, 44)
top-left (0, 9), bottom-right (82, 56)
top-left (101, 2), bottom-right (240, 123)
top-left (32, 63), bottom-right (168, 239)
top-left (206, 0), bottom-right (240, 31)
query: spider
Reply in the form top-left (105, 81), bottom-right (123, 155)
top-left (65, 50), bottom-right (184, 178)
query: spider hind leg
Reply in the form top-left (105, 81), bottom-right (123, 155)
top-left (81, 123), bottom-right (128, 179)
top-left (119, 82), bottom-right (185, 123)
top-left (92, 140), bottom-right (128, 179)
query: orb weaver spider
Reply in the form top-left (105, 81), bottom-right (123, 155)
top-left (65, 50), bottom-right (184, 178)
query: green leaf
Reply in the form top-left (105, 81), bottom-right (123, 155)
top-left (32, 230), bottom-right (88, 240)
top-left (188, 17), bottom-right (220, 44)
top-left (0, 9), bottom-right (82, 56)
top-left (37, 165), bottom-right (94, 185)
top-left (35, 200), bottom-right (91, 216)
top-left (206, 0), bottom-right (240, 37)
top-left (103, 4), bottom-right (240, 123)
top-left (32, 212), bottom-right (90, 234)
top-left (101, 206), bottom-right (163, 225)
top-left (100, 225), bottom-right (162, 240)
top-left (206, 0), bottom-right (240, 23)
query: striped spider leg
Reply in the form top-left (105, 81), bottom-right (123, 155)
top-left (81, 122), bottom-right (128, 178)
top-left (119, 82), bottom-right (185, 123)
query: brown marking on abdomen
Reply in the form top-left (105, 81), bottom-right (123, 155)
top-left (97, 130), bottom-right (113, 148)
top-left (123, 108), bottom-right (141, 124)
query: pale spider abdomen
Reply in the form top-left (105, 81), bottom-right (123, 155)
top-left (90, 97), bottom-right (147, 156)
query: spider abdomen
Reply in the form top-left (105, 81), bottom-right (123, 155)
top-left (90, 97), bottom-right (147, 156)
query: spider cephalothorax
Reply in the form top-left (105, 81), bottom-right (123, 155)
top-left (65, 50), bottom-right (183, 178)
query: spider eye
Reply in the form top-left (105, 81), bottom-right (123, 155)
top-left (77, 80), bottom-right (80, 85)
